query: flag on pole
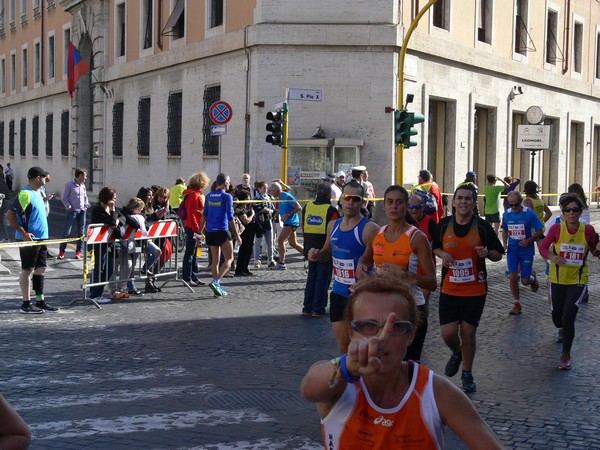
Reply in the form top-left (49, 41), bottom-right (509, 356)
top-left (67, 41), bottom-right (90, 98)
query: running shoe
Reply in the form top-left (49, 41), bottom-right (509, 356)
top-left (20, 304), bottom-right (44, 314)
top-left (271, 262), bottom-right (287, 270)
top-left (35, 301), bottom-right (60, 312)
top-left (444, 352), bottom-right (462, 377)
top-left (509, 303), bottom-right (522, 315)
top-left (110, 291), bottom-right (129, 300)
top-left (93, 297), bottom-right (112, 304)
top-left (530, 271), bottom-right (539, 292)
top-left (255, 261), bottom-right (261, 269)
top-left (461, 372), bottom-right (477, 393)
top-left (209, 281), bottom-right (222, 297)
top-left (268, 261), bottom-right (276, 269)
top-left (57, 251), bottom-right (65, 260)
top-left (74, 251), bottom-right (82, 260)
top-left (559, 352), bottom-right (572, 370)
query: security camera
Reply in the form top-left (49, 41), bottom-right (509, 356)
top-left (512, 86), bottom-right (524, 95)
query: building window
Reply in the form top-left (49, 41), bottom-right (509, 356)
top-left (8, 119), bottom-right (14, 156)
top-left (21, 47), bottom-right (27, 88)
top-left (32, 115), bottom-right (38, 156)
top-left (477, 0), bottom-right (492, 44)
top-left (0, 0), bottom-right (6, 31)
top-left (10, 0), bottom-right (15, 25)
top-left (167, 92), bottom-right (182, 156)
top-left (45, 113), bottom-right (53, 156)
top-left (432, 0), bottom-right (449, 31)
top-left (0, 57), bottom-right (5, 94)
top-left (48, 34), bottom-right (55, 79)
top-left (514, 0), bottom-right (528, 56)
top-left (60, 110), bottom-right (68, 156)
top-left (209, 0), bottom-right (223, 29)
top-left (116, 2), bottom-right (126, 58)
top-left (112, 102), bottom-right (124, 156)
top-left (545, 9), bottom-right (558, 65)
top-left (63, 27), bottom-right (70, 76)
top-left (34, 40), bottom-right (40, 84)
top-left (596, 32), bottom-right (600, 79)
top-left (19, 0), bottom-right (26, 20)
top-left (165, 0), bottom-right (184, 40)
top-left (19, 117), bottom-right (25, 156)
top-left (141, 0), bottom-right (153, 49)
top-left (202, 85), bottom-right (220, 156)
top-left (573, 21), bottom-right (583, 74)
top-left (137, 97), bottom-right (151, 156)
top-left (0, 121), bottom-right (4, 157)
top-left (10, 51), bottom-right (15, 91)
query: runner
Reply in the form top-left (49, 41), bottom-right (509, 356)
top-left (356, 185), bottom-right (437, 362)
top-left (539, 193), bottom-right (599, 370)
top-left (502, 191), bottom-right (544, 315)
top-left (432, 185), bottom-right (504, 393)
top-left (307, 180), bottom-right (379, 353)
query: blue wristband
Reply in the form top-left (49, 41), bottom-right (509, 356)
top-left (340, 354), bottom-right (361, 384)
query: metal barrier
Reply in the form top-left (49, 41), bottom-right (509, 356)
top-left (68, 219), bottom-right (193, 309)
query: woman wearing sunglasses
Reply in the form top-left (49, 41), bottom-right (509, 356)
top-left (539, 193), bottom-right (599, 370)
top-left (356, 185), bottom-right (437, 362)
top-left (301, 266), bottom-right (502, 449)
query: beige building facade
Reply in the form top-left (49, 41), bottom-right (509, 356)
top-left (0, 0), bottom-right (599, 207)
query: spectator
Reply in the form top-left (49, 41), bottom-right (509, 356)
top-left (236, 173), bottom-right (255, 198)
top-left (169, 178), bottom-right (186, 212)
top-left (412, 169), bottom-right (443, 223)
top-left (58, 168), bottom-right (90, 260)
top-left (6, 166), bottom-right (59, 314)
top-left (234, 190), bottom-right (256, 276)
top-left (483, 174), bottom-right (509, 235)
top-left (5, 163), bottom-right (14, 191)
top-left (253, 180), bottom-right (276, 269)
top-left (501, 176), bottom-right (521, 211)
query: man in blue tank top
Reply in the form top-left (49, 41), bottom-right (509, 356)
top-left (308, 180), bottom-right (379, 352)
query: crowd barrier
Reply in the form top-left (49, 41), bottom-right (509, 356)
top-left (69, 219), bottom-right (193, 309)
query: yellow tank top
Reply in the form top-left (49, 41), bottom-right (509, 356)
top-left (549, 222), bottom-right (589, 285)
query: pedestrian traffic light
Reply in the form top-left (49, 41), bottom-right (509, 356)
top-left (395, 110), bottom-right (425, 148)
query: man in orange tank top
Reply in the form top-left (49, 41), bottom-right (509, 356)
top-left (432, 185), bottom-right (504, 393)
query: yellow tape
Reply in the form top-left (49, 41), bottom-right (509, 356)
top-left (0, 236), bottom-right (83, 249)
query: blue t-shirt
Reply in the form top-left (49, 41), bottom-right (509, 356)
top-left (278, 191), bottom-right (300, 226)
top-left (502, 206), bottom-right (544, 250)
top-left (331, 217), bottom-right (369, 297)
top-left (13, 186), bottom-right (49, 240)
top-left (204, 189), bottom-right (234, 232)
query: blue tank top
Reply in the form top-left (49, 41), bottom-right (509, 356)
top-left (331, 217), bottom-right (369, 297)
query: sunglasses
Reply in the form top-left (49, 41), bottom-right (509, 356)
top-left (508, 203), bottom-right (521, 207)
top-left (343, 194), bottom-right (363, 203)
top-left (350, 319), bottom-right (414, 336)
top-left (408, 204), bottom-right (423, 210)
top-left (563, 207), bottom-right (582, 213)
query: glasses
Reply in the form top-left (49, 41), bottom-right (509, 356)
top-left (563, 207), bottom-right (582, 213)
top-left (508, 203), bottom-right (521, 207)
top-left (350, 319), bottom-right (414, 336)
top-left (343, 194), bottom-right (363, 202)
top-left (408, 204), bottom-right (423, 210)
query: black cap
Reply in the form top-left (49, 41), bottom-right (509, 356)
top-left (27, 166), bottom-right (49, 179)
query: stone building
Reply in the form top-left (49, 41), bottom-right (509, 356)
top-left (1, 0), bottom-right (599, 208)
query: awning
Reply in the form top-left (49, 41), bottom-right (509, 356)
top-left (161, 0), bottom-right (184, 36)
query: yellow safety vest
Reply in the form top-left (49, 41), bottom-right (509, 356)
top-left (303, 202), bottom-right (330, 235)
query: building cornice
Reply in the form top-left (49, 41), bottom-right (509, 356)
top-left (59, 0), bottom-right (85, 12)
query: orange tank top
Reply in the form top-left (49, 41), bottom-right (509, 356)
top-left (441, 218), bottom-right (487, 296)
top-left (321, 363), bottom-right (445, 449)
top-left (372, 225), bottom-right (426, 306)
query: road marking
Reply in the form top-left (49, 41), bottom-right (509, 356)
top-left (29, 409), bottom-right (274, 440)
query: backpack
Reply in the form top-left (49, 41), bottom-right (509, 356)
top-left (413, 188), bottom-right (438, 215)
top-left (177, 195), bottom-right (188, 220)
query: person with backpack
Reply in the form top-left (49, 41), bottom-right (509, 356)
top-left (6, 166), bottom-right (59, 314)
top-left (180, 171), bottom-right (210, 288)
top-left (412, 169), bottom-right (443, 222)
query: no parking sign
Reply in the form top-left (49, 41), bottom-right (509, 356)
top-left (209, 101), bottom-right (233, 125)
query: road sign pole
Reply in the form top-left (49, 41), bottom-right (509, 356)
top-left (396, 0), bottom-right (438, 185)
top-left (531, 150), bottom-right (536, 181)
top-left (282, 89), bottom-right (290, 183)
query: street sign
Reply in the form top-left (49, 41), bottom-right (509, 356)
top-left (288, 88), bottom-right (322, 102)
top-left (517, 125), bottom-right (550, 150)
top-left (209, 101), bottom-right (233, 125)
top-left (210, 124), bottom-right (227, 136)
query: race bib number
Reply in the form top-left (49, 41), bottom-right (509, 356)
top-left (507, 223), bottom-right (526, 240)
top-left (333, 258), bottom-right (356, 285)
top-left (559, 243), bottom-right (585, 266)
top-left (449, 258), bottom-right (475, 283)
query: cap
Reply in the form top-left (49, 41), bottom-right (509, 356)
top-left (336, 171), bottom-right (347, 178)
top-left (27, 166), bottom-right (49, 179)
top-left (351, 165), bottom-right (367, 172)
top-left (321, 174), bottom-right (335, 181)
top-left (466, 171), bottom-right (477, 178)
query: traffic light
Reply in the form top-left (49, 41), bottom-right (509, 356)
top-left (266, 111), bottom-right (283, 145)
top-left (394, 109), bottom-right (425, 147)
